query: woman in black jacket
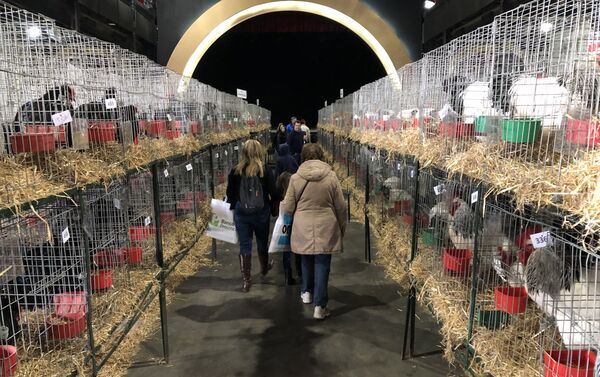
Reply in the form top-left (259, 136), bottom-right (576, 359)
top-left (226, 139), bottom-right (276, 292)
top-left (274, 123), bottom-right (287, 151)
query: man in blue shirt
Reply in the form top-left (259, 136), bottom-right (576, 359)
top-left (286, 116), bottom-right (296, 133)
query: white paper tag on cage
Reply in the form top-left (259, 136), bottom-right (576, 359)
top-left (52, 110), bottom-right (72, 126)
top-left (234, 117), bottom-right (238, 122)
top-left (383, 115), bottom-right (390, 122)
top-left (207, 115), bottom-right (211, 121)
top-left (62, 227), bottom-right (70, 243)
top-left (471, 191), bottom-right (479, 204)
top-left (397, 163), bottom-right (402, 170)
top-left (167, 114), bottom-right (173, 121)
top-left (215, 153), bottom-right (219, 159)
top-left (163, 169), bottom-right (169, 177)
top-left (105, 98), bottom-right (117, 110)
top-left (234, 146), bottom-right (239, 151)
top-left (186, 164), bottom-right (193, 171)
top-left (144, 216), bottom-right (151, 226)
top-left (113, 198), bottom-right (121, 209)
top-left (410, 169), bottom-right (415, 178)
top-left (434, 184), bottom-right (446, 196)
top-left (224, 150), bottom-right (228, 156)
top-left (530, 231), bottom-right (553, 249)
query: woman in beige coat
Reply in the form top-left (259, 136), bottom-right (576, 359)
top-left (281, 144), bottom-right (347, 319)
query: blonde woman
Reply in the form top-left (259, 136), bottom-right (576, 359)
top-left (226, 139), bottom-right (277, 292)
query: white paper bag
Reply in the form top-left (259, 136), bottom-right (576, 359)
top-left (268, 210), bottom-right (293, 253)
top-left (206, 199), bottom-right (238, 244)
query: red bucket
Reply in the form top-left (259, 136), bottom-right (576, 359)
top-left (544, 349), bottom-right (597, 377)
top-left (47, 311), bottom-right (87, 340)
top-left (176, 200), bottom-right (193, 210)
top-left (88, 123), bottom-right (116, 143)
top-left (147, 120), bottom-right (167, 137)
top-left (125, 247), bottom-right (143, 265)
top-left (438, 122), bottom-right (475, 139)
top-left (565, 118), bottom-right (600, 147)
top-left (129, 226), bottom-right (154, 241)
top-left (190, 121), bottom-right (200, 135)
top-left (443, 248), bottom-right (472, 275)
top-left (10, 133), bottom-right (55, 154)
top-left (494, 286), bottom-right (528, 314)
top-left (54, 292), bottom-right (86, 319)
top-left (93, 249), bottom-right (126, 268)
top-left (402, 213), bottom-right (428, 228)
top-left (0, 345), bottom-right (17, 376)
top-left (184, 191), bottom-right (206, 202)
top-left (165, 130), bottom-right (181, 140)
top-left (160, 212), bottom-right (175, 225)
top-left (395, 200), bottom-right (413, 215)
top-left (91, 269), bottom-right (113, 291)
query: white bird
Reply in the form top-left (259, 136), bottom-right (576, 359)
top-left (508, 76), bottom-right (570, 128)
top-left (459, 81), bottom-right (500, 124)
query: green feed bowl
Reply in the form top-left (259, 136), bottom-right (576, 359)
top-left (420, 228), bottom-right (437, 247)
top-left (475, 116), bottom-right (488, 134)
top-left (477, 309), bottom-right (511, 330)
top-left (501, 118), bottom-right (542, 143)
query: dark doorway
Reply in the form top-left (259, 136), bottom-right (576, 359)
top-left (193, 11), bottom-right (386, 128)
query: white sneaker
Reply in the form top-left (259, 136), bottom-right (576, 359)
top-left (314, 306), bottom-right (331, 320)
top-left (301, 292), bottom-right (313, 304)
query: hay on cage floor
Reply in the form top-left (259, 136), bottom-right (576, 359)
top-left (410, 246), bottom-right (471, 363)
top-left (374, 219), bottom-right (413, 290)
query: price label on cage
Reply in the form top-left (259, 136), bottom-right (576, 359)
top-left (471, 191), bottom-right (479, 204)
top-left (397, 163), bottom-right (402, 171)
top-left (144, 217), bottom-right (151, 227)
top-left (382, 115), bottom-right (390, 122)
top-left (215, 153), bottom-right (219, 159)
top-left (224, 150), bottom-right (228, 156)
top-left (51, 110), bottom-right (72, 126)
top-left (207, 115), bottom-right (211, 121)
top-left (434, 184), bottom-right (446, 196)
top-left (530, 231), bottom-right (553, 249)
top-left (234, 118), bottom-right (238, 122)
top-left (62, 227), bottom-right (70, 243)
top-left (234, 146), bottom-right (239, 151)
top-left (167, 114), bottom-right (173, 121)
top-left (410, 169), bottom-right (415, 178)
top-left (105, 98), bottom-right (117, 110)
top-left (163, 169), bottom-right (169, 177)
top-left (186, 164), bottom-right (193, 171)
top-left (113, 198), bottom-right (121, 210)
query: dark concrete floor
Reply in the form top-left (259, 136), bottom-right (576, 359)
top-left (126, 222), bottom-right (459, 377)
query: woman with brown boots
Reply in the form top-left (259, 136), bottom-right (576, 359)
top-left (226, 140), bottom-right (277, 292)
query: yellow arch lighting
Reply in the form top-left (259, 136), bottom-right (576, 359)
top-left (177, 1), bottom-right (401, 92)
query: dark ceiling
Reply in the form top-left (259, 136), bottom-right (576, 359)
top-left (193, 12), bottom-right (386, 129)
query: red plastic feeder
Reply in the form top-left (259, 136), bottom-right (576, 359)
top-left (147, 121), bottom-right (167, 137)
top-left (91, 269), bottom-right (113, 291)
top-left (443, 248), bottom-right (472, 275)
top-left (438, 122), bottom-right (475, 139)
top-left (394, 200), bottom-right (413, 215)
top-left (494, 286), bottom-right (528, 314)
top-left (402, 213), bottom-right (428, 228)
top-left (129, 226), bottom-right (154, 241)
top-left (184, 191), bottom-right (206, 202)
top-left (190, 122), bottom-right (200, 135)
top-left (47, 311), bottom-right (86, 340)
top-left (93, 249), bottom-right (126, 268)
top-left (89, 123), bottom-right (116, 143)
top-left (160, 212), bottom-right (176, 225)
top-left (138, 120), bottom-right (149, 132)
top-left (54, 292), bottom-right (86, 319)
top-left (544, 349), bottom-right (597, 377)
top-left (10, 133), bottom-right (55, 154)
top-left (165, 130), bottom-right (181, 140)
top-left (0, 345), bottom-right (17, 377)
top-left (566, 119), bottom-right (600, 147)
top-left (125, 246), bottom-right (143, 265)
top-left (176, 200), bottom-right (193, 210)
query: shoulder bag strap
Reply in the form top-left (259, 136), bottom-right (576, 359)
top-left (292, 180), bottom-right (310, 215)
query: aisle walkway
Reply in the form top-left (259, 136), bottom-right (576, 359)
top-left (127, 222), bottom-right (458, 377)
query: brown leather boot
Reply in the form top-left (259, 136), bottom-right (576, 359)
top-left (257, 250), bottom-right (273, 276)
top-left (239, 255), bottom-right (252, 292)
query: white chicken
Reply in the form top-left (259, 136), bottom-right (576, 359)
top-left (459, 81), bottom-right (500, 124)
top-left (508, 76), bottom-right (570, 128)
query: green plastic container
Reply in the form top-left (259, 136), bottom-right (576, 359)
top-left (477, 309), bottom-right (511, 330)
top-left (420, 228), bottom-right (437, 247)
top-left (501, 118), bottom-right (542, 143)
top-left (475, 116), bottom-right (488, 134)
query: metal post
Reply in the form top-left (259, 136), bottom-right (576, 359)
top-left (209, 145), bottom-right (217, 260)
top-left (466, 185), bottom-right (484, 343)
top-left (151, 163), bottom-right (169, 363)
top-left (76, 190), bottom-right (98, 376)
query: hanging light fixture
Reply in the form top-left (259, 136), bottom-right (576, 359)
top-left (424, 0), bottom-right (436, 9)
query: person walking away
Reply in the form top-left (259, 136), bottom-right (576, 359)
top-left (300, 119), bottom-right (311, 143)
top-left (281, 144), bottom-right (347, 319)
top-left (226, 140), bottom-right (277, 292)
top-left (286, 120), bottom-right (305, 165)
top-left (274, 123), bottom-right (287, 152)
top-left (275, 143), bottom-right (298, 177)
top-left (286, 116), bottom-right (296, 134)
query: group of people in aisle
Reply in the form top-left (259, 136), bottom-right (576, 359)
top-left (226, 119), bottom-right (346, 320)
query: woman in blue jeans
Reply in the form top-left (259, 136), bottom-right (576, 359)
top-left (281, 144), bottom-right (347, 319)
top-left (226, 140), bottom-right (276, 292)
